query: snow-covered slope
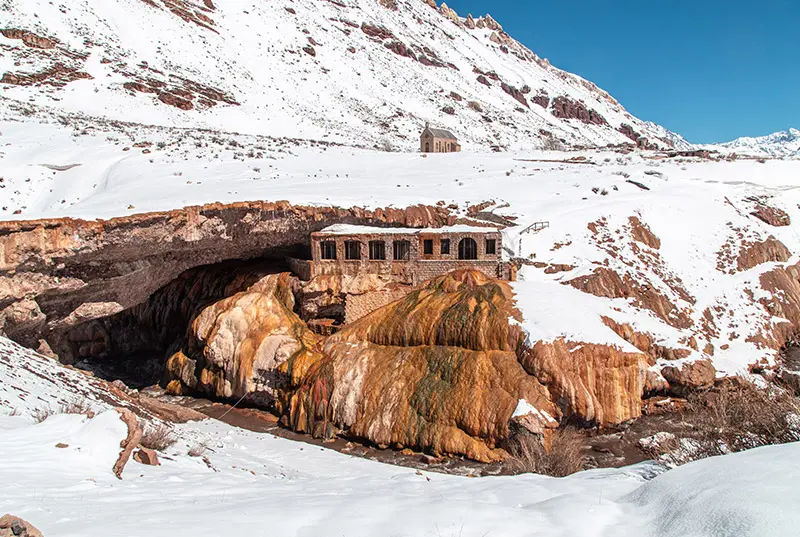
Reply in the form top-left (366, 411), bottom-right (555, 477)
top-left (2, 336), bottom-right (800, 537)
top-left (719, 128), bottom-right (800, 159)
top-left (1, 0), bottom-right (676, 151)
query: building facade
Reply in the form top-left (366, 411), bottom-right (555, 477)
top-left (420, 124), bottom-right (461, 153)
top-left (308, 224), bottom-right (511, 286)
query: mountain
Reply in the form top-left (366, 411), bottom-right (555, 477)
top-left (1, 0), bottom-right (679, 151)
top-left (642, 120), bottom-right (695, 150)
top-left (719, 128), bottom-right (800, 159)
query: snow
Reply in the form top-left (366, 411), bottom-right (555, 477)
top-left (511, 398), bottom-right (556, 424)
top-left (626, 442), bottom-right (800, 537)
top-left (1, 336), bottom-right (799, 537)
top-left (317, 223), bottom-right (498, 235)
top-left (717, 128), bottom-right (800, 159)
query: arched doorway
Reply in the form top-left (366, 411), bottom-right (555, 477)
top-left (458, 237), bottom-right (478, 260)
top-left (424, 141), bottom-right (430, 152)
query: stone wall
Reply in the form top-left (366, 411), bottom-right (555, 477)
top-left (345, 288), bottom-right (411, 323)
top-left (287, 257), bottom-right (314, 281)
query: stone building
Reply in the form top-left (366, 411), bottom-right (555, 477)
top-left (420, 123), bottom-right (461, 153)
top-left (308, 224), bottom-right (510, 285)
top-left (291, 224), bottom-right (513, 326)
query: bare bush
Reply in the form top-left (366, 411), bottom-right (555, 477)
top-left (540, 136), bottom-right (565, 151)
top-left (60, 399), bottom-right (95, 416)
top-left (379, 137), bottom-right (395, 152)
top-left (506, 428), bottom-right (585, 477)
top-left (685, 379), bottom-right (800, 456)
top-left (140, 423), bottom-right (177, 451)
top-left (33, 408), bottom-right (55, 423)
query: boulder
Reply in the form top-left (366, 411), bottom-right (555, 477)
top-left (661, 359), bottom-right (716, 396)
top-left (133, 447), bottom-right (160, 466)
top-left (0, 514), bottom-right (44, 537)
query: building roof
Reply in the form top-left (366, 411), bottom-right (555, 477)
top-left (422, 126), bottom-right (457, 140)
top-left (314, 224), bottom-right (499, 236)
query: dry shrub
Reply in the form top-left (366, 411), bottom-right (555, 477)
top-left (33, 408), bottom-right (55, 423)
top-left (686, 378), bottom-right (800, 455)
top-left (60, 399), bottom-right (95, 416)
top-left (467, 100), bottom-right (483, 112)
top-left (506, 427), bottom-right (585, 477)
top-left (140, 423), bottom-right (177, 451)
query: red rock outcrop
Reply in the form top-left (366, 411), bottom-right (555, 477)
top-left (750, 202), bottom-right (791, 227)
top-left (0, 28), bottom-right (57, 49)
top-left (531, 92), bottom-right (550, 109)
top-left (1, 64), bottom-right (93, 87)
top-left (736, 237), bottom-right (791, 272)
top-left (551, 96), bottom-right (608, 126)
top-left (617, 124), bottom-right (658, 150)
top-left (568, 267), bottom-right (693, 329)
top-left (755, 262), bottom-right (800, 349)
top-left (717, 235), bottom-right (791, 274)
top-left (501, 82), bottom-right (529, 108)
top-left (629, 215), bottom-right (661, 250)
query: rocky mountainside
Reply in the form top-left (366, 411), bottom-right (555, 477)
top-left (2, 0), bottom-right (681, 150)
top-left (719, 128), bottom-right (800, 159)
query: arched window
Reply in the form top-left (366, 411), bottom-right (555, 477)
top-left (458, 237), bottom-right (478, 260)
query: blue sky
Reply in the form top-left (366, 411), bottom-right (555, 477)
top-left (445, 0), bottom-right (798, 143)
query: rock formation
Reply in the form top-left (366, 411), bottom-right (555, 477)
top-left (520, 339), bottom-right (648, 425)
top-left (0, 201), bottom-right (452, 361)
top-left (0, 514), bottom-right (44, 537)
top-left (164, 273), bottom-right (322, 408)
top-left (288, 270), bottom-right (558, 461)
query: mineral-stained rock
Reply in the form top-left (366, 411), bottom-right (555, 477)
top-left (288, 270), bottom-right (558, 462)
top-left (164, 273), bottom-right (322, 407)
top-left (520, 339), bottom-right (648, 425)
top-left (660, 359), bottom-right (715, 396)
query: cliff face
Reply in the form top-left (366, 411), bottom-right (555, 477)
top-left (0, 201), bottom-right (451, 359)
